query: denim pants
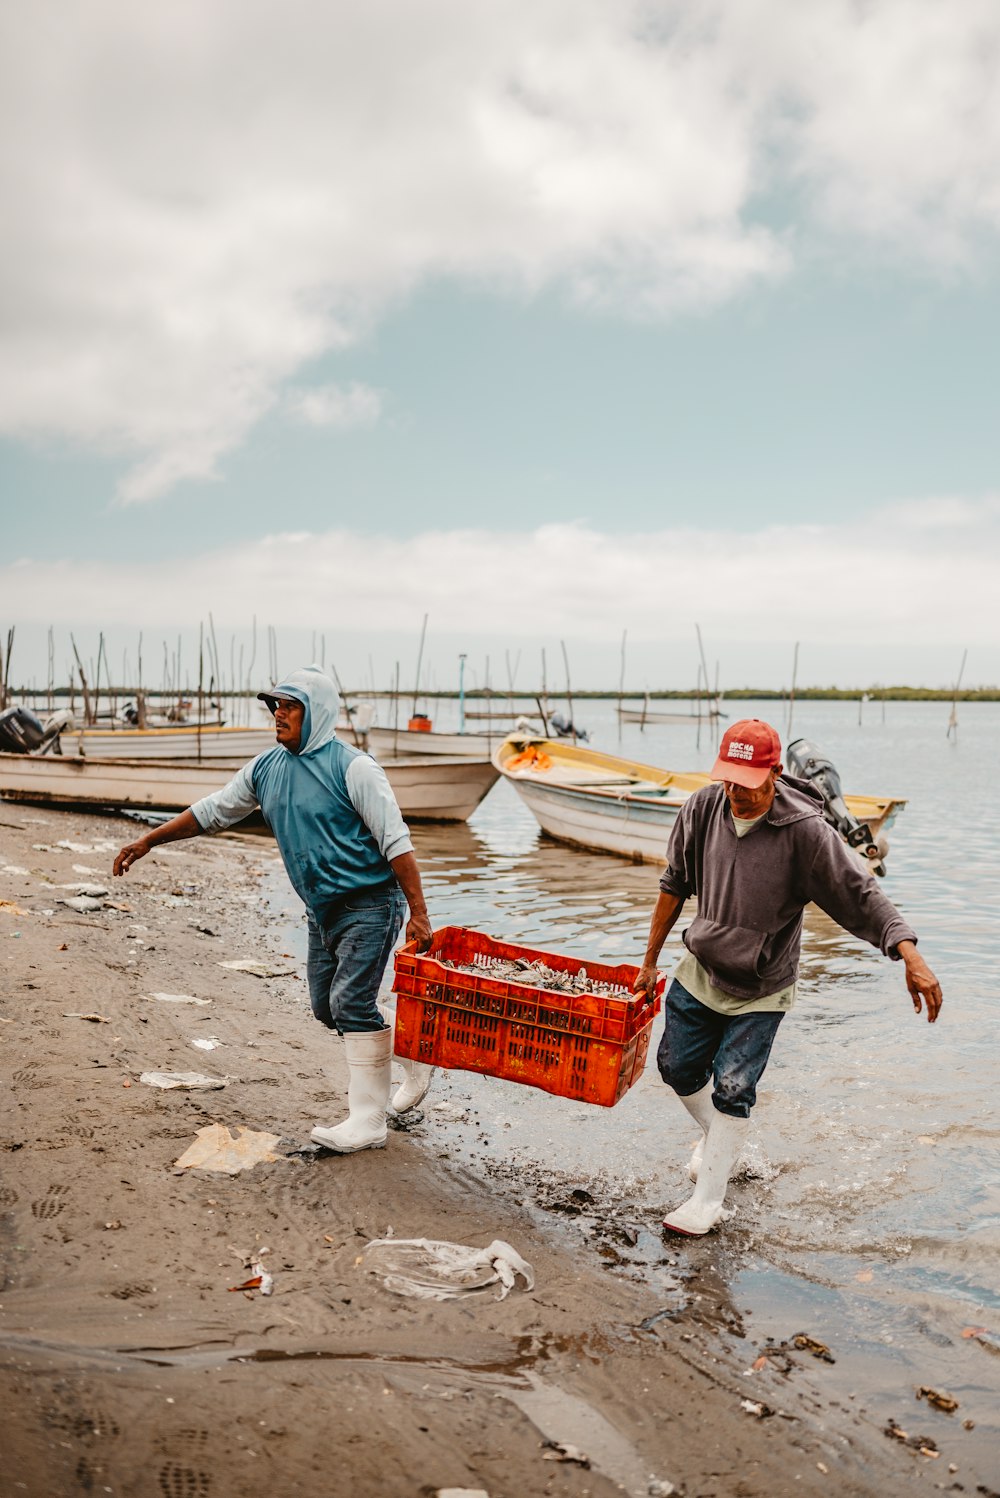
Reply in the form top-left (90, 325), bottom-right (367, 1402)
top-left (656, 977), bottom-right (784, 1119)
top-left (306, 882), bottom-right (407, 1035)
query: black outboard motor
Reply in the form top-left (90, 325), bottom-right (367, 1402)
top-left (786, 737), bottom-right (885, 876)
top-left (0, 705), bottom-right (71, 756)
top-left (0, 706), bottom-right (48, 753)
top-left (549, 711), bottom-right (589, 743)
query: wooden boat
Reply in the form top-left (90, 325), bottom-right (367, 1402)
top-left (493, 737), bottom-right (905, 868)
top-left (617, 694), bottom-right (725, 727)
top-left (0, 752), bottom-right (499, 824)
top-left (364, 726), bottom-right (499, 760)
top-left (63, 723), bottom-right (276, 760)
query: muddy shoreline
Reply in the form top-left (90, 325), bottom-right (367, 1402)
top-left (0, 808), bottom-right (958, 1497)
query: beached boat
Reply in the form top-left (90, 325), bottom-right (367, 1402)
top-left (0, 752), bottom-right (499, 824)
top-left (63, 723), bottom-right (276, 759)
top-left (493, 737), bottom-right (905, 870)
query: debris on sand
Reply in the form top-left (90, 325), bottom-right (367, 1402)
top-left (884, 1418), bottom-right (939, 1456)
top-left (792, 1333), bottom-right (835, 1364)
top-left (364, 1236), bottom-right (534, 1301)
top-left (58, 896), bottom-right (105, 913)
top-left (63, 1012), bottom-right (111, 1023)
top-left (140, 1071), bottom-right (228, 1091)
top-left (219, 959), bottom-right (295, 978)
top-left (173, 1123), bottom-right (283, 1174)
top-left (916, 1386), bottom-right (959, 1413)
top-left (541, 1439), bottom-right (590, 1467)
top-left (146, 991), bottom-right (211, 1006)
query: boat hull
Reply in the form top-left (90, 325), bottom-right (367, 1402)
top-left (494, 738), bottom-right (904, 869)
top-left (506, 775), bottom-right (681, 862)
top-left (65, 725), bottom-right (276, 759)
top-left (365, 727), bottom-right (496, 760)
top-left (0, 753), bottom-right (499, 824)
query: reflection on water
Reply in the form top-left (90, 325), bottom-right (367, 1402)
top-left (275, 698), bottom-right (1000, 1453)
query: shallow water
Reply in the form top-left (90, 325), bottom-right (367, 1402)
top-left (274, 697), bottom-right (1000, 1469)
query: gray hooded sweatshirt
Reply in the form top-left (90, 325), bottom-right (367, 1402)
top-left (659, 777), bottom-right (917, 1001)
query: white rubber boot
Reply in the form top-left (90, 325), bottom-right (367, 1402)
top-left (391, 1055), bottom-right (434, 1114)
top-left (378, 996), bottom-right (434, 1114)
top-left (678, 1083), bottom-right (717, 1183)
top-left (311, 1029), bottom-right (392, 1153)
top-left (663, 1111), bottom-right (749, 1236)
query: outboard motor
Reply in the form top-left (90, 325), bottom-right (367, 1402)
top-left (0, 706), bottom-right (48, 753)
top-left (549, 711), bottom-right (589, 743)
top-left (0, 705), bottom-right (71, 756)
top-left (786, 737), bottom-right (886, 876)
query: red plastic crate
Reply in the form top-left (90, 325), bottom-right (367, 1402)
top-left (392, 926), bottom-right (663, 1108)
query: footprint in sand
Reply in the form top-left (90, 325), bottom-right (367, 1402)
top-left (158, 1463), bottom-right (211, 1498)
top-left (32, 1183), bottom-right (69, 1219)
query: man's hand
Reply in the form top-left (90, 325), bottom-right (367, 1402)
top-left (114, 837), bottom-right (152, 877)
top-left (898, 942), bottom-right (943, 1023)
top-left (633, 962), bottom-right (659, 998)
top-left (405, 910), bottom-right (433, 952)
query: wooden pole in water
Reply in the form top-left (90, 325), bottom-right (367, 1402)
top-left (947, 648), bottom-right (967, 739)
top-left (411, 613), bottom-right (428, 720)
top-left (393, 661), bottom-right (400, 755)
top-left (70, 634), bottom-right (93, 725)
top-left (618, 629), bottom-right (627, 737)
top-left (560, 639), bottom-right (576, 741)
top-left (786, 641), bottom-right (799, 743)
top-left (197, 623), bottom-right (204, 763)
top-left (330, 660), bottom-right (362, 748)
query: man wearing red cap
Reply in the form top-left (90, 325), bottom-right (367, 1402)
top-left (634, 718), bottom-right (942, 1237)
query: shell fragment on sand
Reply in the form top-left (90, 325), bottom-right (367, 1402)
top-left (174, 1123), bottom-right (283, 1174)
top-left (140, 1071), bottom-right (228, 1090)
top-left (219, 959), bottom-right (296, 978)
top-left (147, 991), bottom-right (211, 1005)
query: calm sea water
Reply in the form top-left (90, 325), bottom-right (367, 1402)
top-left (274, 697), bottom-right (1000, 1466)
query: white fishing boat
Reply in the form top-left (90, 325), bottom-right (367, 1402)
top-left (494, 737), bottom-right (905, 871)
top-left (64, 723), bottom-right (276, 759)
top-left (364, 726), bottom-right (498, 760)
top-left (0, 752), bottom-right (499, 824)
top-left (617, 693), bottom-right (725, 727)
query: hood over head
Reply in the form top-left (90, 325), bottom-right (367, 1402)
top-left (257, 665), bottom-right (340, 755)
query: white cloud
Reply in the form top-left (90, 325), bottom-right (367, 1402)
top-left (286, 382), bottom-right (382, 430)
top-left (4, 503), bottom-right (997, 688)
top-left (1, 2), bottom-right (1000, 499)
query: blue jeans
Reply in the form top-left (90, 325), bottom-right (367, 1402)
top-left (306, 883), bottom-right (407, 1035)
top-left (656, 977), bottom-right (784, 1119)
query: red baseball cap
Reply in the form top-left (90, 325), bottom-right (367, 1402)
top-left (709, 719), bottom-right (782, 789)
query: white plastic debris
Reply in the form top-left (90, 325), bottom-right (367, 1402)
top-left (174, 1123), bottom-right (282, 1174)
top-left (219, 959), bottom-right (294, 978)
top-left (147, 991), bottom-right (211, 1005)
top-left (191, 1036), bottom-right (222, 1051)
top-left (139, 1071), bottom-right (228, 1090)
top-left (364, 1237), bottom-right (535, 1301)
top-left (1, 865), bottom-right (29, 876)
top-left (58, 896), bottom-right (105, 913)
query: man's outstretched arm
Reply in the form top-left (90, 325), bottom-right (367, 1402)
top-left (113, 808), bottom-right (203, 876)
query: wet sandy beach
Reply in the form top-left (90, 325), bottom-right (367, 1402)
top-left (0, 806), bottom-right (984, 1497)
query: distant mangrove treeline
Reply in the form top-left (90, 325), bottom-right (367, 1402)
top-left (409, 686), bottom-right (1000, 702)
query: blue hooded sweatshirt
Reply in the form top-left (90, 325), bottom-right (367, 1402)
top-left (190, 665), bottom-right (412, 922)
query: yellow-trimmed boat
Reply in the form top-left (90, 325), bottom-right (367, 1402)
top-left (493, 736), bottom-right (905, 870)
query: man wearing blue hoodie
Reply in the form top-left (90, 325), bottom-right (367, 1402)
top-left (113, 665), bottom-right (433, 1154)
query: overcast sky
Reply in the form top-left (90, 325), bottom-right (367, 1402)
top-left (2, 0), bottom-right (998, 690)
